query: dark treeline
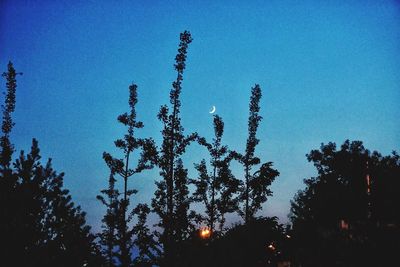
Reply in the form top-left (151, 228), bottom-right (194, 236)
top-left (1, 31), bottom-right (399, 267)
top-left (289, 141), bottom-right (400, 266)
top-left (0, 65), bottom-right (104, 266)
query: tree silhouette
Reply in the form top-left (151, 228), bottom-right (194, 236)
top-left (0, 61), bottom-right (21, 264)
top-left (232, 84), bottom-right (279, 223)
top-left (132, 203), bottom-right (160, 266)
top-left (0, 62), bottom-right (104, 267)
top-left (179, 217), bottom-right (288, 267)
top-left (97, 171), bottom-right (120, 266)
top-left (151, 31), bottom-right (198, 266)
top-left (192, 115), bottom-right (240, 234)
top-left (290, 140), bottom-right (400, 266)
top-left (98, 83), bottom-right (157, 266)
top-left (0, 62), bottom-right (20, 167)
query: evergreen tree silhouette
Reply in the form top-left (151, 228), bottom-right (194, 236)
top-left (99, 83), bottom-right (157, 266)
top-left (232, 85), bottom-right (279, 223)
top-left (0, 62), bottom-right (104, 266)
top-left (192, 115), bottom-right (240, 234)
top-left (0, 61), bottom-right (21, 264)
top-left (151, 31), bottom-right (197, 266)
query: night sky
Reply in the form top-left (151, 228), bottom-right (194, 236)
top-left (1, 0), bottom-right (399, 231)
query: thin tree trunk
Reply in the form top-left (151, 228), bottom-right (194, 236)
top-left (245, 164), bottom-right (249, 224)
top-left (108, 234), bottom-right (113, 267)
top-left (210, 164), bottom-right (217, 233)
top-left (121, 151), bottom-right (130, 266)
top-left (165, 89), bottom-right (178, 266)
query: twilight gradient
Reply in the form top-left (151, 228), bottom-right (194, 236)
top-left (1, 0), bottom-right (399, 230)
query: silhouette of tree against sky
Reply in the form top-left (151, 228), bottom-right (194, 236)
top-left (289, 140), bottom-right (400, 266)
top-left (0, 62), bottom-right (104, 266)
top-left (209, 217), bottom-right (287, 267)
top-left (97, 170), bottom-right (119, 266)
top-left (14, 140), bottom-right (104, 267)
top-left (3, 28), bottom-right (398, 267)
top-left (151, 30), bottom-right (198, 266)
top-left (0, 62), bottom-right (20, 169)
top-left (132, 203), bottom-right (160, 266)
top-left (178, 216), bottom-right (288, 267)
top-left (191, 115), bottom-right (240, 234)
top-left (0, 61), bottom-right (22, 264)
top-left (98, 83), bottom-right (157, 266)
top-left (231, 85), bottom-right (279, 223)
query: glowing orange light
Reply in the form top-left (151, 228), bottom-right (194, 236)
top-left (200, 227), bottom-right (211, 239)
top-left (268, 244), bottom-right (276, 251)
top-left (340, 219), bottom-right (349, 230)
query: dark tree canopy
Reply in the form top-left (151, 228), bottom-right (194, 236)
top-left (0, 62), bottom-right (103, 267)
top-left (178, 217), bottom-right (288, 267)
top-left (290, 140), bottom-right (400, 266)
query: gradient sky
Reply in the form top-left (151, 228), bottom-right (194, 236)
top-left (1, 0), bottom-right (399, 231)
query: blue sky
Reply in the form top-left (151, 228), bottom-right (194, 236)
top-left (1, 0), bottom-right (399, 230)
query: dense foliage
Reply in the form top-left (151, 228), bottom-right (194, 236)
top-left (150, 31), bottom-right (198, 266)
top-left (290, 140), bottom-right (400, 266)
top-left (97, 83), bottom-right (157, 266)
top-left (192, 115), bottom-right (240, 234)
top-left (2, 31), bottom-right (398, 267)
top-left (231, 84), bottom-right (279, 223)
top-left (0, 63), bottom-right (104, 266)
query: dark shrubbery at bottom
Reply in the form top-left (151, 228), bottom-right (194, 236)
top-left (178, 217), bottom-right (290, 267)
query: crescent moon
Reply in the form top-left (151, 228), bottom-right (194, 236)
top-left (209, 106), bottom-right (216, 114)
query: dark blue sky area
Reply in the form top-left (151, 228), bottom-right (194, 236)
top-left (1, 0), bottom-right (399, 229)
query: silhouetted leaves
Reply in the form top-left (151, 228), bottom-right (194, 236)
top-left (179, 217), bottom-right (288, 267)
top-left (191, 115), bottom-right (240, 233)
top-left (290, 140), bottom-right (400, 266)
top-left (151, 30), bottom-right (197, 266)
top-left (5, 29), bottom-right (399, 267)
top-left (98, 82), bottom-right (157, 266)
top-left (233, 84), bottom-right (279, 223)
top-left (0, 62), bottom-right (103, 266)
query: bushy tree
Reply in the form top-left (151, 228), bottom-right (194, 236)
top-left (290, 140), bottom-right (400, 266)
top-left (232, 84), bottom-right (279, 223)
top-left (192, 115), bottom-right (240, 233)
top-left (179, 217), bottom-right (288, 267)
top-left (151, 31), bottom-right (198, 266)
top-left (98, 83), bottom-right (157, 266)
top-left (0, 62), bottom-right (103, 267)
